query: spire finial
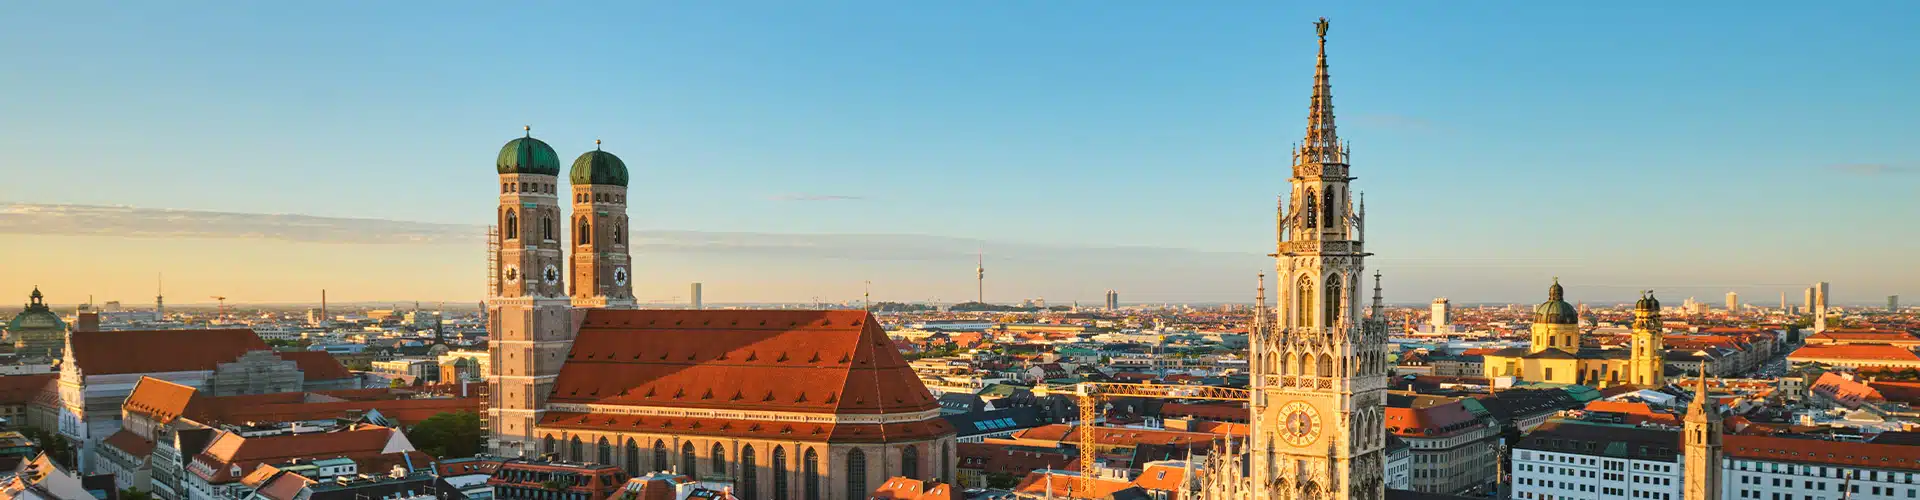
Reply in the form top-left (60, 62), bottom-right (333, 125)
top-left (523, 125), bottom-right (531, 137)
top-left (595, 139), bottom-right (602, 151)
top-left (1301, 17), bottom-right (1341, 165)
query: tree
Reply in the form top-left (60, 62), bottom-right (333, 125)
top-left (985, 472), bottom-right (1022, 489)
top-left (20, 428), bottom-right (74, 470)
top-left (120, 489), bottom-right (154, 500)
top-left (406, 411), bottom-right (483, 458)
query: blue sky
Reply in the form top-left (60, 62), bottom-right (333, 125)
top-left (1, 2), bottom-right (1914, 305)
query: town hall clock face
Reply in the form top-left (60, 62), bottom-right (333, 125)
top-left (613, 267), bottom-right (629, 286)
top-left (1280, 401), bottom-right (1323, 447)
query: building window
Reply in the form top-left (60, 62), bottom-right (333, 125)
top-left (847, 448), bottom-right (868, 498)
top-left (598, 438), bottom-right (612, 465)
top-left (569, 437), bottom-right (583, 462)
top-left (653, 441), bottom-right (669, 473)
top-left (804, 448), bottom-right (820, 500)
top-left (1295, 275), bottom-right (1315, 328)
top-left (505, 211), bottom-right (519, 240)
top-left (542, 435), bottom-right (555, 455)
top-left (711, 443), bottom-right (728, 478)
top-left (625, 439), bottom-right (640, 475)
top-left (578, 217), bottom-right (592, 245)
top-left (902, 445), bottom-right (919, 480)
top-left (941, 442), bottom-right (951, 483)
top-left (613, 222), bottom-right (624, 245)
top-left (773, 446), bottom-right (789, 500)
top-left (683, 442), bottom-right (697, 476)
top-left (1323, 274), bottom-right (1343, 328)
top-left (742, 445), bottom-right (759, 499)
top-left (543, 216), bottom-right (556, 241)
top-left (1323, 189), bottom-right (1336, 228)
top-left (1302, 188), bottom-right (1318, 229)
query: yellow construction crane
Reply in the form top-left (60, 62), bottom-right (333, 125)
top-left (1035, 382), bottom-right (1251, 496)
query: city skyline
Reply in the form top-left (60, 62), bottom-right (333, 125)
top-left (3, 3), bottom-right (1915, 304)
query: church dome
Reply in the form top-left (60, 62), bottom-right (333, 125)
top-left (497, 134), bottom-right (561, 176)
top-left (1533, 279), bottom-right (1578, 325)
top-left (569, 147), bottom-right (628, 187)
top-left (1636, 292), bottom-right (1661, 312)
top-left (7, 288), bottom-right (64, 333)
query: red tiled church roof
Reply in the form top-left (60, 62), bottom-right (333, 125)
top-left (548, 310), bottom-right (938, 415)
top-left (0, 374), bottom-right (55, 406)
top-left (538, 411), bottom-right (953, 443)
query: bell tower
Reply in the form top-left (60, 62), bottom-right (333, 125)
top-left (1245, 17), bottom-right (1388, 500)
top-left (487, 127), bottom-right (576, 457)
top-left (1629, 291), bottom-right (1667, 386)
top-left (568, 141), bottom-right (636, 309)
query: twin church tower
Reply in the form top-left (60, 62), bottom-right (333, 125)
top-left (487, 129), bottom-right (635, 454)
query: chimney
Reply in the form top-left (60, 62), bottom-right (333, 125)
top-left (75, 312), bottom-right (100, 333)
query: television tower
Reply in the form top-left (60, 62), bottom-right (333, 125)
top-left (155, 273), bottom-right (165, 319)
top-left (975, 250), bottom-right (984, 304)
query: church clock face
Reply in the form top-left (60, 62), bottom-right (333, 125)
top-left (542, 264), bottom-right (561, 286)
top-left (613, 267), bottom-right (628, 286)
top-left (503, 265), bottom-right (520, 283)
top-left (1280, 401), bottom-right (1323, 447)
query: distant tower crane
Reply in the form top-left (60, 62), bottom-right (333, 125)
top-left (210, 296), bottom-right (229, 317)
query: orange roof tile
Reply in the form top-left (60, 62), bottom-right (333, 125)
top-left (0, 374), bottom-right (56, 406)
top-left (1009, 424), bottom-right (1225, 449)
top-left (1726, 434), bottom-right (1920, 472)
top-left (102, 430), bottom-right (156, 458)
top-left (537, 411), bottom-right (954, 444)
top-left (1789, 344), bottom-right (1920, 362)
top-left (870, 477), bottom-right (955, 500)
top-left (70, 329), bottom-right (267, 375)
top-left (190, 426), bottom-right (402, 484)
top-left (1130, 462), bottom-right (1193, 492)
top-left (550, 310), bottom-right (938, 415)
top-left (123, 377), bottom-right (215, 424)
top-left (273, 351), bottom-right (352, 381)
top-left (1013, 471), bottom-right (1132, 499)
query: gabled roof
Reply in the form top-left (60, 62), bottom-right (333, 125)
top-left (190, 426), bottom-right (409, 484)
top-left (0, 374), bottom-right (55, 406)
top-left (69, 329), bottom-right (267, 375)
top-left (273, 351), bottom-right (352, 381)
top-left (1790, 344), bottom-right (1920, 362)
top-left (124, 377), bottom-right (214, 424)
top-left (1726, 434), bottom-right (1920, 471)
top-left (549, 310), bottom-right (938, 415)
top-left (870, 476), bottom-right (954, 500)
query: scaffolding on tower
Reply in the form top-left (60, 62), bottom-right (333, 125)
top-left (486, 225), bottom-right (500, 298)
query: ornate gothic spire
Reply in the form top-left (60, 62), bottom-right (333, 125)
top-left (1300, 17), bottom-right (1345, 165)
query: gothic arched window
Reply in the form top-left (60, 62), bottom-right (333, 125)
top-left (613, 220), bottom-right (624, 245)
top-left (941, 442), bottom-right (951, 483)
top-left (846, 448), bottom-right (868, 498)
top-left (504, 210), bottom-right (519, 240)
top-left (542, 215), bottom-right (555, 241)
top-left (1323, 189), bottom-right (1336, 229)
top-left (803, 448), bottom-right (821, 500)
top-left (682, 442), bottom-right (697, 476)
top-left (1302, 189), bottom-right (1318, 229)
top-left (1323, 274), bottom-right (1343, 328)
top-left (711, 443), bottom-right (727, 478)
top-left (541, 435), bottom-right (555, 455)
top-left (773, 446), bottom-right (790, 500)
top-left (902, 446), bottom-right (919, 480)
top-left (1285, 353), bottom-right (1298, 376)
top-left (1295, 275), bottom-right (1315, 328)
top-left (741, 445), bottom-right (759, 499)
top-left (1318, 354), bottom-right (1333, 378)
top-left (578, 217), bottom-right (592, 245)
top-left (569, 437), bottom-right (583, 462)
top-left (625, 439), bottom-right (640, 475)
top-left (598, 438), bottom-right (612, 465)
top-left (653, 440), bottom-right (669, 473)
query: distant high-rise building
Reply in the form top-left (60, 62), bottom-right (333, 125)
top-left (1780, 291), bottom-right (1788, 313)
top-left (1104, 289), bottom-right (1118, 311)
top-left (1805, 287), bottom-right (1816, 313)
top-left (1814, 282), bottom-right (1830, 333)
top-left (690, 282), bottom-right (703, 310)
top-left (1892, 295), bottom-right (1901, 312)
top-left (1430, 298), bottom-right (1451, 330)
top-left (1726, 291), bottom-right (1738, 312)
